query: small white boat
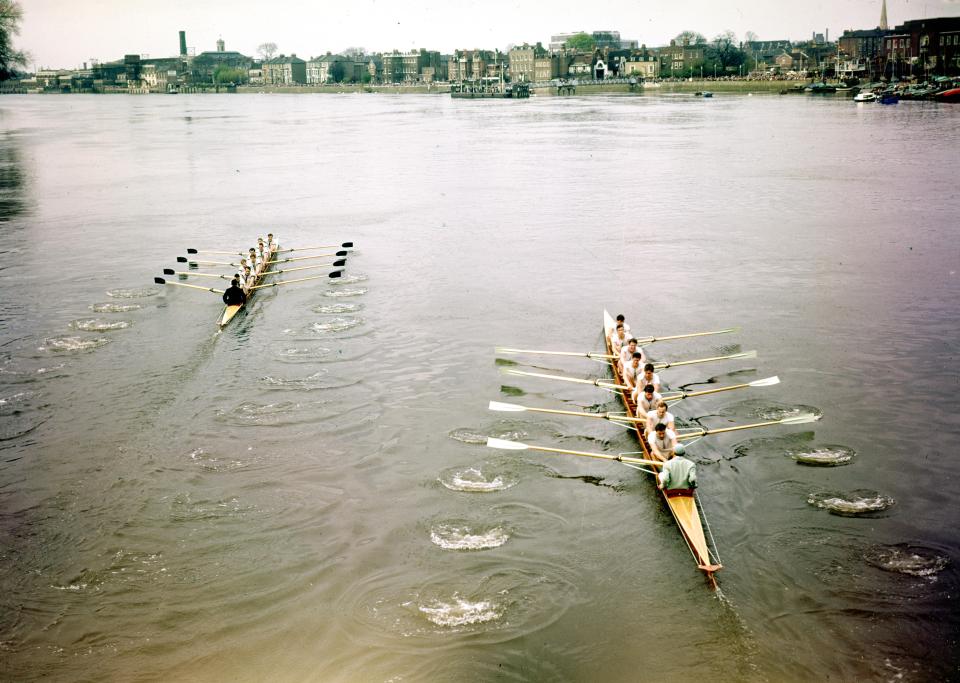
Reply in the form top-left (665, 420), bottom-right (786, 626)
top-left (853, 92), bottom-right (877, 102)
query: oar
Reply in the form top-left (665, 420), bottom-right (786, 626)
top-left (662, 376), bottom-right (780, 404)
top-left (486, 437), bottom-right (662, 471)
top-left (163, 268), bottom-right (232, 280)
top-left (488, 400), bottom-right (641, 423)
top-left (676, 413), bottom-right (820, 441)
top-left (496, 347), bottom-right (615, 360)
top-left (177, 256), bottom-right (240, 267)
top-left (501, 368), bottom-right (627, 391)
top-left (636, 328), bottom-right (738, 344)
top-left (186, 249), bottom-right (244, 256)
top-left (274, 242), bottom-right (353, 253)
top-left (260, 259), bottom-right (346, 277)
top-left (654, 350), bottom-right (756, 370)
top-left (153, 276), bottom-right (223, 294)
top-left (248, 271), bottom-right (342, 290)
top-left (265, 251), bottom-right (347, 265)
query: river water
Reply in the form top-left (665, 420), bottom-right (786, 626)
top-left (0, 92), bottom-right (958, 682)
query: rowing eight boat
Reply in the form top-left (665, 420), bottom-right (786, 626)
top-left (216, 244), bottom-right (277, 329)
top-left (602, 309), bottom-right (723, 588)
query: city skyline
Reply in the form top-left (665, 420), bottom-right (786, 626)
top-left (20, 0), bottom-right (960, 69)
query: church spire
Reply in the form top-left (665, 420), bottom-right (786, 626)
top-left (880, 0), bottom-right (889, 30)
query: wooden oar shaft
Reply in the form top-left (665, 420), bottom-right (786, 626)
top-left (261, 262), bottom-right (337, 276)
top-left (656, 351), bottom-right (755, 369)
top-left (168, 271), bottom-right (231, 280)
top-left (274, 245), bottom-right (338, 253)
top-left (158, 280), bottom-right (223, 294)
top-left (638, 328), bottom-right (737, 344)
top-left (249, 273), bottom-right (334, 290)
top-left (677, 417), bottom-right (798, 440)
top-left (496, 347), bottom-right (615, 360)
top-left (517, 405), bottom-right (612, 420)
top-left (667, 382), bottom-right (751, 401)
top-left (526, 444), bottom-right (662, 468)
top-left (266, 252), bottom-right (337, 264)
top-left (505, 369), bottom-right (627, 391)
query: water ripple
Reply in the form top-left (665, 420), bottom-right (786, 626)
top-left (430, 522), bottom-right (510, 551)
top-left (90, 302), bottom-right (143, 313)
top-left (438, 464), bottom-right (519, 493)
top-left (106, 287), bottom-right (159, 299)
top-left (311, 302), bottom-right (363, 314)
top-left (39, 336), bottom-right (110, 353)
top-left (323, 287), bottom-right (367, 298)
top-left (790, 445), bottom-right (856, 466)
top-left (807, 490), bottom-right (896, 516)
top-left (310, 317), bottom-right (364, 333)
top-left (69, 318), bottom-right (132, 332)
top-left (864, 544), bottom-right (949, 578)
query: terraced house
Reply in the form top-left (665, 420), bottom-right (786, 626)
top-left (262, 55), bottom-right (306, 85)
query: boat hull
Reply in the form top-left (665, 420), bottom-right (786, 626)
top-left (602, 309), bottom-right (720, 587)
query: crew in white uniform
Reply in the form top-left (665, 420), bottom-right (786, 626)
top-left (646, 401), bottom-right (676, 434)
top-left (622, 352), bottom-right (644, 393)
top-left (648, 422), bottom-right (678, 459)
top-left (633, 363), bottom-right (661, 398)
top-left (619, 339), bottom-right (646, 374)
top-left (610, 324), bottom-right (628, 358)
top-left (636, 385), bottom-right (663, 415)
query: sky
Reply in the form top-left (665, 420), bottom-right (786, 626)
top-left (18, 0), bottom-right (960, 69)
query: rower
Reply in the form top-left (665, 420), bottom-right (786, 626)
top-left (266, 233), bottom-right (276, 254)
top-left (257, 238), bottom-right (267, 263)
top-left (614, 313), bottom-right (632, 337)
top-left (222, 278), bottom-right (247, 306)
top-left (636, 363), bottom-right (661, 394)
top-left (248, 248), bottom-right (260, 274)
top-left (619, 338), bottom-right (646, 374)
top-left (610, 324), bottom-right (628, 357)
top-left (623, 352), bottom-right (644, 393)
top-left (646, 401), bottom-right (675, 434)
top-left (648, 422), bottom-right (678, 459)
top-left (657, 444), bottom-right (697, 493)
top-left (240, 265), bottom-right (255, 291)
top-left (636, 384), bottom-right (663, 416)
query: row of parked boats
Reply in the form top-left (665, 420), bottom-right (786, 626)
top-left (783, 77), bottom-right (960, 103)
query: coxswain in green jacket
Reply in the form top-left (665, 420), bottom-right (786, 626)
top-left (657, 444), bottom-right (698, 492)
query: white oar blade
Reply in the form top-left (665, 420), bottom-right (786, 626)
top-left (495, 347), bottom-right (524, 354)
top-left (734, 350), bottom-right (758, 360)
top-left (486, 437), bottom-right (528, 450)
top-left (488, 401), bottom-right (527, 413)
top-left (749, 375), bottom-right (780, 387)
top-left (780, 413), bottom-right (821, 425)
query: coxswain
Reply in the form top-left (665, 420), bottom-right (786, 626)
top-left (648, 422), bottom-right (678, 459)
top-left (623, 352), bottom-right (644, 393)
top-left (635, 363), bottom-right (661, 395)
top-left (222, 278), bottom-right (247, 306)
top-left (657, 443), bottom-right (697, 492)
top-left (636, 384), bottom-right (663, 416)
top-left (610, 323), bottom-right (628, 357)
top-left (646, 401), bottom-right (675, 434)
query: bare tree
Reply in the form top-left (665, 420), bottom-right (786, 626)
top-left (257, 42), bottom-right (278, 61)
top-left (744, 31), bottom-right (759, 44)
top-left (342, 47), bottom-right (366, 59)
top-left (0, 0), bottom-right (27, 79)
top-left (673, 31), bottom-right (707, 46)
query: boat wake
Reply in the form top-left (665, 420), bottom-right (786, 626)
top-left (106, 287), bottom-right (159, 299)
top-left (448, 427), bottom-right (527, 445)
top-left (38, 336), bottom-right (110, 353)
top-left (807, 490), bottom-right (896, 516)
top-left (90, 302), bottom-right (143, 313)
top-left (70, 318), bottom-right (132, 332)
top-left (864, 544), bottom-right (949, 578)
top-left (430, 522), bottom-right (510, 550)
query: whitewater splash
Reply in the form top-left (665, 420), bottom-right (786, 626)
top-left (39, 336), bottom-right (110, 353)
top-left (106, 287), bottom-right (159, 299)
top-left (865, 545), bottom-right (949, 578)
top-left (70, 318), bottom-right (132, 332)
top-left (91, 302), bottom-right (143, 313)
top-left (329, 273), bottom-right (368, 285)
top-left (430, 523), bottom-right (510, 551)
top-left (807, 491), bottom-right (895, 516)
top-left (418, 595), bottom-right (502, 627)
top-left (323, 287), bottom-right (368, 298)
top-left (790, 446), bottom-right (856, 466)
top-left (439, 465), bottom-right (518, 493)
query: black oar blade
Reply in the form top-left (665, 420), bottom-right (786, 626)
top-left (163, 268), bottom-right (175, 275)
top-left (187, 248), bottom-right (198, 254)
top-left (329, 271), bottom-right (342, 278)
top-left (154, 277), bottom-right (166, 285)
top-left (341, 242), bottom-right (354, 248)
top-left (333, 259), bottom-right (346, 267)
top-left (336, 250), bottom-right (347, 256)
top-left (177, 256), bottom-right (187, 263)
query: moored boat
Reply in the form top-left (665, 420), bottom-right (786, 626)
top-left (853, 92), bottom-right (877, 102)
top-left (601, 310), bottom-right (723, 587)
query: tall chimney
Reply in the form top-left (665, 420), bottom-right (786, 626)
top-left (179, 31), bottom-right (187, 57)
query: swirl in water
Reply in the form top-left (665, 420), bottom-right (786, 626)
top-left (106, 287), bottom-right (159, 298)
top-left (807, 491), bottom-right (895, 516)
top-left (864, 545), bottom-right (949, 578)
top-left (790, 446), bottom-right (856, 466)
top-left (91, 302), bottom-right (143, 313)
top-left (311, 317), bottom-right (363, 333)
top-left (418, 595), bottom-right (502, 627)
top-left (312, 302), bottom-right (362, 314)
top-left (323, 287), bottom-right (368, 298)
top-left (70, 319), bottom-right (132, 332)
top-left (430, 523), bottom-right (510, 550)
top-left (40, 336), bottom-right (110, 353)
top-left (438, 465), bottom-right (518, 493)
top-left (447, 427), bottom-right (526, 445)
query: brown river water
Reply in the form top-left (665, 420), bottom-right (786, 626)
top-left (0, 93), bottom-right (958, 681)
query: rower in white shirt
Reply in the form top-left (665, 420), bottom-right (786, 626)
top-left (622, 352), bottom-right (644, 393)
top-left (610, 324), bottom-right (628, 357)
top-left (636, 384), bottom-right (663, 415)
top-left (646, 401), bottom-right (676, 434)
top-left (619, 339), bottom-right (646, 374)
top-left (248, 248), bottom-right (260, 274)
top-left (266, 232), bottom-right (276, 253)
top-left (614, 313), bottom-right (632, 338)
top-left (634, 363), bottom-right (661, 395)
top-left (647, 422), bottom-right (678, 459)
